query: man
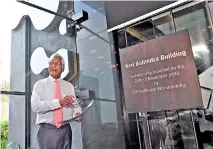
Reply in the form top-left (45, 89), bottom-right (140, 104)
top-left (31, 53), bottom-right (83, 149)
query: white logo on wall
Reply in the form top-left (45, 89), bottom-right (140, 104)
top-left (11, 0), bottom-right (59, 30)
top-left (30, 47), bottom-right (69, 78)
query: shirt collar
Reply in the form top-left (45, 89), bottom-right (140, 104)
top-left (48, 75), bottom-right (61, 82)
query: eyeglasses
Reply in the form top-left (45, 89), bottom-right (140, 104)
top-left (49, 62), bottom-right (62, 67)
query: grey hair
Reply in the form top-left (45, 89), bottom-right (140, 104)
top-left (49, 53), bottom-right (65, 68)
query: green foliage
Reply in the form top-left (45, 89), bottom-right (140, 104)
top-left (0, 140), bottom-right (7, 149)
top-left (0, 121), bottom-right (8, 140)
top-left (0, 80), bottom-right (9, 102)
top-left (0, 121), bottom-right (34, 149)
top-left (0, 121), bottom-right (8, 149)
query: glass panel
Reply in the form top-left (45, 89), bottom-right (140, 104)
top-left (77, 29), bottom-right (117, 106)
top-left (148, 110), bottom-right (198, 149)
top-left (76, 28), bottom-right (126, 149)
top-left (148, 111), bottom-right (167, 149)
top-left (200, 3), bottom-right (213, 149)
top-left (112, 2), bottom-right (213, 149)
top-left (178, 110), bottom-right (197, 148)
top-left (74, 1), bottom-right (107, 41)
top-left (172, 2), bottom-right (213, 75)
top-left (82, 120), bottom-right (126, 149)
top-left (193, 109), bottom-right (213, 149)
top-left (74, 1), bottom-right (126, 149)
top-left (172, 3), bottom-right (213, 113)
top-left (201, 87), bottom-right (212, 108)
top-left (0, 95), bottom-right (25, 149)
top-left (126, 19), bottom-right (155, 47)
top-left (173, 2), bottom-right (211, 47)
top-left (152, 11), bottom-right (175, 37)
top-left (82, 101), bottom-right (126, 149)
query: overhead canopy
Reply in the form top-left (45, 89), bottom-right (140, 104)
top-left (104, 1), bottom-right (175, 29)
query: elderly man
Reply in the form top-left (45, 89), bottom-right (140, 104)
top-left (31, 53), bottom-right (83, 149)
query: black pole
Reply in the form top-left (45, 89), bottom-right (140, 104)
top-left (0, 90), bottom-right (31, 96)
top-left (25, 16), bottom-right (31, 149)
top-left (207, 90), bottom-right (213, 109)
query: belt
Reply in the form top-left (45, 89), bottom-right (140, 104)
top-left (39, 123), bottom-right (70, 129)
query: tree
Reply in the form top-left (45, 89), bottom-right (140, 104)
top-left (0, 121), bottom-right (8, 149)
top-left (0, 80), bottom-right (9, 102)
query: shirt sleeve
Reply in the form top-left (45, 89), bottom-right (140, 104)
top-left (69, 83), bottom-right (82, 116)
top-left (31, 81), bottom-right (61, 113)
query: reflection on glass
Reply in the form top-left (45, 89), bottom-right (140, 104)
top-left (82, 121), bottom-right (125, 149)
top-left (197, 108), bottom-right (213, 148)
top-left (76, 9), bottom-right (124, 146)
top-left (172, 2), bottom-right (212, 76)
top-left (152, 12), bottom-right (175, 37)
top-left (172, 3), bottom-right (213, 124)
top-left (148, 110), bottom-right (197, 149)
top-left (173, 2), bottom-right (211, 46)
top-left (74, 1), bottom-right (107, 40)
top-left (126, 19), bottom-right (155, 46)
top-left (112, 2), bottom-right (213, 149)
top-left (148, 111), bottom-right (167, 149)
top-left (200, 88), bottom-right (212, 108)
top-left (178, 110), bottom-right (197, 148)
top-left (77, 30), bottom-right (116, 101)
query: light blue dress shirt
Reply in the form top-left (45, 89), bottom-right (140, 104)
top-left (31, 76), bottom-right (81, 125)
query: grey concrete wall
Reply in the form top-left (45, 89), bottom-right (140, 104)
top-left (9, 19), bottom-right (27, 149)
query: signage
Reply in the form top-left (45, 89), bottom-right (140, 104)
top-left (119, 30), bottom-right (203, 113)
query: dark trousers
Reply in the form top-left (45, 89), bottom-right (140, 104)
top-left (37, 123), bottom-right (72, 149)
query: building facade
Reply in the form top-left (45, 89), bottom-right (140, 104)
top-left (1, 1), bottom-right (213, 149)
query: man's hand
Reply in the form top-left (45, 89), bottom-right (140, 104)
top-left (75, 113), bottom-right (83, 122)
top-left (59, 95), bottom-right (75, 107)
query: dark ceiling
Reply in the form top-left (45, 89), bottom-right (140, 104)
top-left (104, 1), bottom-right (176, 29)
